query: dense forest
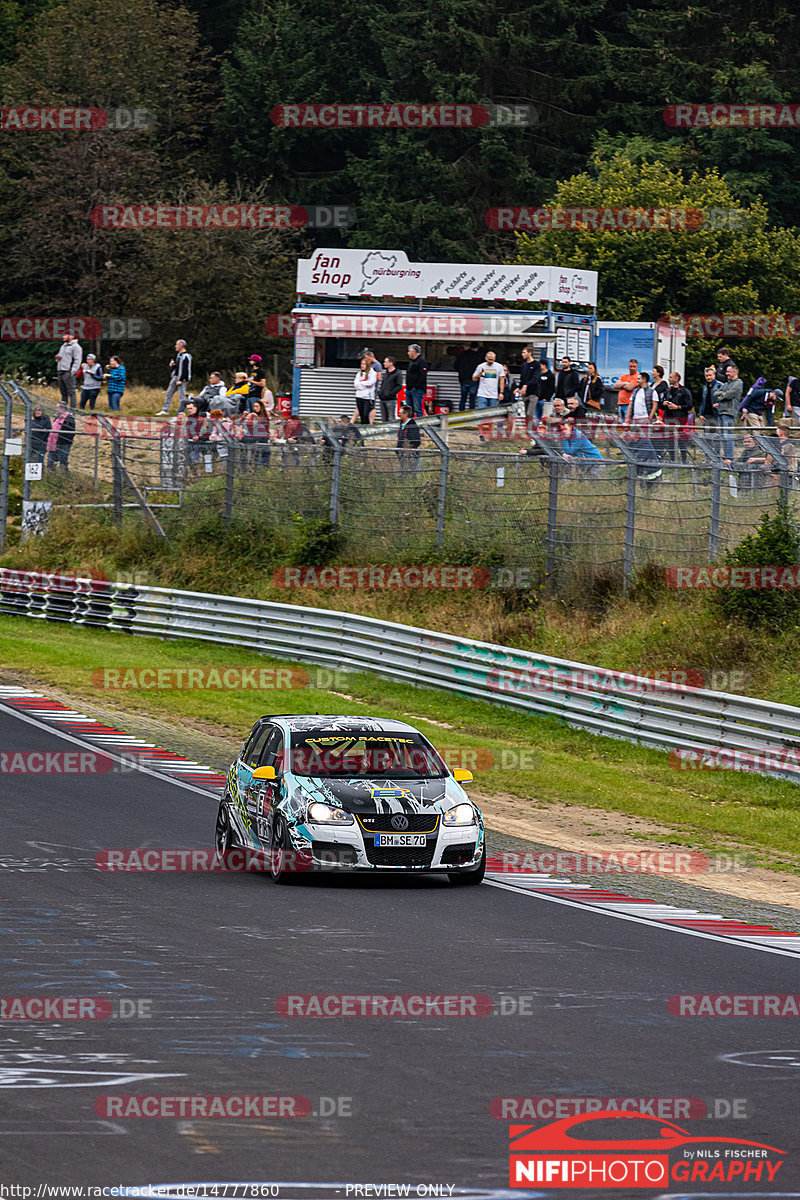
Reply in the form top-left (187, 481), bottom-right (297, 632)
top-left (1, 0), bottom-right (799, 383)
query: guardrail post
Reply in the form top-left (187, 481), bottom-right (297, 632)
top-left (545, 459), bottom-right (559, 584)
top-left (224, 440), bottom-right (236, 525)
top-left (329, 445), bottom-right (343, 524)
top-left (708, 465), bottom-right (721, 562)
top-left (0, 384), bottom-right (13, 552)
top-left (623, 462), bottom-right (637, 594)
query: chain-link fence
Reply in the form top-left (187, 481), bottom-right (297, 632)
top-left (2, 381), bottom-right (799, 594)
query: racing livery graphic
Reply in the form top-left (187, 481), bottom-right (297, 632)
top-left (508, 1110), bottom-right (786, 1188)
top-left (216, 714), bottom-right (485, 883)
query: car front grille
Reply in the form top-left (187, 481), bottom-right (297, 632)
top-left (364, 840), bottom-right (437, 868)
top-left (357, 814), bottom-right (439, 834)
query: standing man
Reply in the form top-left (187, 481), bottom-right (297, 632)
top-left (554, 355), bottom-right (579, 404)
top-left (457, 342), bottom-right (483, 411)
top-left (624, 371), bottom-right (658, 429)
top-left (396, 402), bottom-right (421, 472)
top-left (533, 358), bottom-right (555, 423)
top-left (518, 345), bottom-right (538, 412)
top-left (716, 346), bottom-right (737, 383)
top-left (699, 365), bottom-right (720, 427)
top-left (55, 332), bottom-right (82, 409)
top-left (616, 358), bottom-right (638, 423)
top-left (361, 347), bottom-right (383, 391)
top-left (714, 362), bottom-right (743, 462)
top-left (405, 344), bottom-right (428, 418)
top-left (159, 339), bottom-right (192, 415)
top-left (378, 355), bottom-right (403, 422)
top-left (663, 371), bottom-right (693, 461)
top-left (472, 350), bottom-right (507, 409)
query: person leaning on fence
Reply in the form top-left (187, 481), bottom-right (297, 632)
top-left (725, 432), bottom-right (769, 486)
top-left (558, 417), bottom-right (603, 465)
top-left (281, 412), bottom-right (313, 467)
top-left (396, 402), bottom-right (421, 472)
top-left (46, 402), bottom-right (75, 475)
top-left (30, 405), bottom-right (51, 463)
top-left (773, 418), bottom-right (800, 475)
top-left (80, 354), bottom-right (103, 410)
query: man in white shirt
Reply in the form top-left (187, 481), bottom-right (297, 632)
top-left (472, 351), bottom-right (507, 409)
top-left (624, 371), bottom-right (658, 430)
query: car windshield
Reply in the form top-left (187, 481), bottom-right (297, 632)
top-left (286, 732), bottom-right (447, 779)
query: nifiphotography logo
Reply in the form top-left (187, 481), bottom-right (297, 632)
top-left (508, 1109), bottom-right (786, 1187)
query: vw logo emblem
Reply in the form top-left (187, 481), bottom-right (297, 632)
top-left (390, 814), bottom-right (409, 831)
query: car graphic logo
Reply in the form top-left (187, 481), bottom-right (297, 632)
top-left (367, 786), bottom-right (412, 801)
top-left (390, 815), bottom-right (409, 831)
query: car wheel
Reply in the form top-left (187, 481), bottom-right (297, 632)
top-left (269, 815), bottom-right (294, 885)
top-left (214, 801), bottom-right (234, 862)
top-left (448, 843), bottom-right (486, 886)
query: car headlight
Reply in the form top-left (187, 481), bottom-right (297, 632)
top-left (307, 801), bottom-right (353, 824)
top-left (442, 802), bottom-right (476, 827)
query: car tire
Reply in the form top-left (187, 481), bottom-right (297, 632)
top-left (448, 843), bottom-right (486, 886)
top-left (269, 816), bottom-right (294, 885)
top-left (214, 801), bottom-right (234, 863)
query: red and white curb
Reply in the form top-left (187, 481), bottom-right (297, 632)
top-left (0, 684), bottom-right (226, 792)
top-left (485, 869), bottom-right (800, 958)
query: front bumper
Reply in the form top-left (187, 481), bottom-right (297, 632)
top-left (291, 817), bottom-right (484, 871)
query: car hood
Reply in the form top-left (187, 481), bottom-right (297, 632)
top-left (291, 775), bottom-right (468, 814)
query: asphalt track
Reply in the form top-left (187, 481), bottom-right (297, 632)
top-left (1, 702), bottom-right (800, 1197)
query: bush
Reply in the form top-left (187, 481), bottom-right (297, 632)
top-left (288, 516), bottom-right (343, 566)
top-left (710, 498), bottom-right (800, 627)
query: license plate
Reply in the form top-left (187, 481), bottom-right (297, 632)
top-left (374, 834), bottom-right (427, 848)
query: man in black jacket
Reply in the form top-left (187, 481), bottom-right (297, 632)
top-left (378, 356), bottom-right (404, 422)
top-left (396, 403), bottom-right (421, 472)
top-left (554, 356), bottom-right (579, 403)
top-left (405, 344), bottom-right (428, 417)
top-left (457, 342), bottom-right (482, 411)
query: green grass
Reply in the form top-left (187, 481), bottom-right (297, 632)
top-left (1, 612), bottom-right (799, 870)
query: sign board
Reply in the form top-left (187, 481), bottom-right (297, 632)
top-left (297, 249), bottom-right (597, 307)
top-left (292, 309), bottom-right (549, 339)
top-left (25, 461), bottom-right (43, 481)
top-left (4, 438), bottom-right (22, 456)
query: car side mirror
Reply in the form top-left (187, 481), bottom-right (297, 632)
top-left (452, 768), bottom-right (473, 784)
top-left (252, 765), bottom-right (276, 781)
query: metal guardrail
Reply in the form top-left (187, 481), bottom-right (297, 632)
top-left (1, 571), bottom-right (799, 784)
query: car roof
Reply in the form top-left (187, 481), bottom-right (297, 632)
top-left (262, 715), bottom-right (422, 735)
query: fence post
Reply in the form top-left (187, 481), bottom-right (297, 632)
top-left (545, 459), bottom-right (559, 584)
top-left (0, 385), bottom-right (13, 553)
top-left (329, 445), bottom-right (342, 524)
top-left (112, 437), bottom-right (123, 527)
top-left (423, 424), bottom-right (450, 549)
top-left (708, 465), bottom-right (721, 562)
top-left (224, 440), bottom-right (236, 525)
top-left (623, 461), bottom-right (637, 594)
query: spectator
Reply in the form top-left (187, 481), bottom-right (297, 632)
top-left (624, 370), bottom-right (657, 430)
top-left (579, 361), bottom-right (604, 414)
top-left (29, 405), bottom-right (51, 463)
top-left (281, 412), bottom-right (313, 467)
top-left (46, 402), bottom-right (75, 474)
top-left (105, 356), bottom-right (126, 411)
top-left (457, 342), bottom-right (482, 411)
top-left (785, 375), bottom-right (798, 421)
top-left (181, 399), bottom-right (208, 465)
top-left (551, 397), bottom-right (569, 422)
top-left (652, 365), bottom-right (669, 410)
top-left (433, 344), bottom-right (458, 370)
top-left (627, 426), bottom-right (663, 483)
top-left (360, 347), bottom-right (383, 390)
top-left (715, 345), bottom-right (736, 383)
top-left (331, 414), bottom-right (363, 451)
top-left (242, 398), bottom-right (271, 467)
top-left (184, 372), bottom-right (227, 415)
top-left (663, 371), bottom-right (693, 461)
top-left (774, 418), bottom-right (799, 473)
top-left (354, 356), bottom-right (377, 424)
top-left (698, 365), bottom-right (720, 427)
top-left (559, 418), bottom-right (603, 462)
top-left (554, 356), bottom-right (579, 403)
top-left (55, 332), bottom-right (82, 409)
top-left (159, 339), bottom-right (192, 415)
top-left (472, 349), bottom-right (507, 410)
top-left (565, 394), bottom-right (589, 425)
top-left (396, 402), bottom-right (421, 472)
top-left (533, 358), bottom-right (555, 422)
top-left (246, 354), bottom-right (267, 410)
top-left (79, 354), bottom-right (103, 410)
top-left (714, 363), bottom-right (743, 462)
top-left (725, 431), bottom-right (768, 486)
top-left (518, 345), bottom-right (539, 413)
top-left (405, 344), bottom-right (428, 418)
top-left (740, 386), bottom-right (778, 429)
top-left (616, 358), bottom-right (639, 423)
top-left (378, 355), bottom-right (403, 422)
top-left (228, 372), bottom-right (251, 413)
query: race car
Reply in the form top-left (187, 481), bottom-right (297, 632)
top-left (215, 714), bottom-right (485, 884)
